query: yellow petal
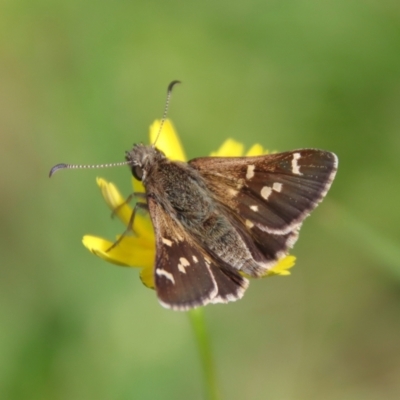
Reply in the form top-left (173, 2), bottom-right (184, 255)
top-left (83, 235), bottom-right (155, 269)
top-left (140, 265), bottom-right (155, 289)
top-left (210, 139), bottom-right (244, 157)
top-left (96, 178), bottom-right (132, 224)
top-left (96, 177), bottom-right (154, 242)
top-left (264, 255), bottom-right (296, 277)
top-left (245, 144), bottom-right (265, 156)
top-left (132, 177), bottom-right (145, 193)
top-left (149, 119), bottom-right (186, 161)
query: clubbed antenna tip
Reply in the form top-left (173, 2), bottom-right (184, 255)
top-left (49, 163), bottom-right (69, 178)
top-left (153, 80), bottom-right (181, 146)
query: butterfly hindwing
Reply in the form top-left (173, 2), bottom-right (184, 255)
top-left (147, 196), bottom-right (249, 309)
top-left (224, 209), bottom-right (300, 271)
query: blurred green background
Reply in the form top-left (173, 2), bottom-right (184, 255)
top-left (1, 1), bottom-right (400, 399)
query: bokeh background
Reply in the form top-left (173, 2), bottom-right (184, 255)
top-left (1, 1), bottom-right (400, 399)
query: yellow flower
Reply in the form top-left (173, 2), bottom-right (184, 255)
top-left (82, 120), bottom-right (296, 289)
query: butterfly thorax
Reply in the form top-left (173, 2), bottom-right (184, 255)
top-left (141, 149), bottom-right (219, 224)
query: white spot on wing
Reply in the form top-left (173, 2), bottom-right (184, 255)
top-left (291, 153), bottom-right (303, 175)
top-left (178, 257), bottom-right (190, 273)
top-left (192, 255), bottom-right (198, 263)
top-left (162, 237), bottom-right (173, 247)
top-left (245, 220), bottom-right (254, 228)
top-left (261, 186), bottom-right (272, 200)
top-left (178, 265), bottom-right (185, 273)
top-left (246, 164), bottom-right (255, 180)
top-left (180, 257), bottom-right (190, 266)
top-left (250, 205), bottom-right (259, 212)
top-left (272, 182), bottom-right (282, 192)
top-left (156, 268), bottom-right (175, 284)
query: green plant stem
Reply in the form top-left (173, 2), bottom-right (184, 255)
top-left (188, 308), bottom-right (220, 400)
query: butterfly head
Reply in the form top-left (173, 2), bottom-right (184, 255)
top-left (125, 143), bottom-right (165, 182)
top-left (124, 81), bottom-right (180, 183)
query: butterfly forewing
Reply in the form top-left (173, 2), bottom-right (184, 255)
top-left (189, 149), bottom-right (338, 234)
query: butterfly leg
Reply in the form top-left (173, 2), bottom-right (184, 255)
top-left (110, 192), bottom-right (147, 219)
top-left (106, 201), bottom-right (149, 252)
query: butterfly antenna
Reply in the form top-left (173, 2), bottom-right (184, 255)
top-left (49, 160), bottom-right (130, 178)
top-left (50, 81), bottom-right (181, 177)
top-left (153, 80), bottom-right (181, 146)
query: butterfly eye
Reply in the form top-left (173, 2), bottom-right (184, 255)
top-left (132, 165), bottom-right (144, 181)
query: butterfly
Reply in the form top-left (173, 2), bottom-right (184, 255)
top-left (50, 81), bottom-right (338, 311)
top-left (124, 143), bottom-right (337, 310)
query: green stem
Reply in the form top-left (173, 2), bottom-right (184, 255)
top-left (188, 308), bottom-right (220, 400)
